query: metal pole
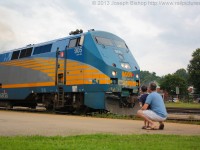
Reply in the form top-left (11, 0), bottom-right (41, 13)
top-left (54, 47), bottom-right (60, 111)
top-left (64, 46), bottom-right (68, 85)
top-left (55, 47), bottom-right (59, 85)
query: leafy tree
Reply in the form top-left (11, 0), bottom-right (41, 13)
top-left (187, 48), bottom-right (200, 93)
top-left (174, 68), bottom-right (188, 83)
top-left (160, 74), bottom-right (188, 95)
top-left (140, 70), bottom-right (161, 86)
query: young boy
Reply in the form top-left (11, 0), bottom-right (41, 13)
top-left (139, 85), bottom-right (149, 129)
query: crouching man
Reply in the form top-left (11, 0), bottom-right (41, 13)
top-left (137, 82), bottom-right (168, 130)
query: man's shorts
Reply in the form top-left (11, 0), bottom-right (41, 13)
top-left (143, 110), bottom-right (167, 121)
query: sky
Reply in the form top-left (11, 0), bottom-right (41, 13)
top-left (0, 0), bottom-right (200, 76)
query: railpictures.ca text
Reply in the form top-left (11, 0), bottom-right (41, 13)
top-left (91, 0), bottom-right (200, 6)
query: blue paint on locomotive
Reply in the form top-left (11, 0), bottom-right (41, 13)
top-left (84, 91), bottom-right (105, 109)
top-left (0, 30), bottom-right (140, 110)
top-left (84, 31), bottom-right (140, 76)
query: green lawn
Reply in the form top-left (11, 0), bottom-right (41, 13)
top-left (165, 102), bottom-right (200, 108)
top-left (0, 134), bottom-right (200, 150)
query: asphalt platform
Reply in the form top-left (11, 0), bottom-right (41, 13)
top-left (0, 110), bottom-right (200, 136)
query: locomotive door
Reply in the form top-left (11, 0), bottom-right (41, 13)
top-left (67, 36), bottom-right (85, 86)
top-left (55, 47), bottom-right (66, 108)
top-left (55, 48), bottom-right (65, 86)
top-left (54, 36), bottom-right (84, 109)
top-left (58, 73), bottom-right (64, 85)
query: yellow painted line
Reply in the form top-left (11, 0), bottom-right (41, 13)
top-left (2, 82), bottom-right (55, 88)
top-left (83, 69), bottom-right (100, 73)
top-left (44, 61), bottom-right (56, 64)
top-left (1, 60), bottom-right (31, 65)
top-left (83, 80), bottom-right (93, 84)
top-left (126, 81), bottom-right (137, 86)
top-left (66, 65), bottom-right (89, 70)
top-left (83, 74), bottom-right (108, 79)
top-left (66, 61), bottom-right (80, 66)
top-left (30, 63), bottom-right (53, 67)
top-left (92, 74), bottom-right (101, 79)
top-left (66, 80), bottom-right (84, 85)
top-left (30, 67), bottom-right (46, 70)
top-left (7, 59), bottom-right (42, 65)
top-left (67, 70), bottom-right (84, 75)
top-left (39, 69), bottom-right (55, 73)
top-left (66, 75), bottom-right (83, 80)
top-left (24, 64), bottom-right (44, 68)
top-left (1, 58), bottom-right (112, 86)
top-left (2, 58), bottom-right (49, 67)
top-left (47, 73), bottom-right (56, 77)
top-left (32, 65), bottom-right (55, 70)
top-left (83, 74), bottom-right (94, 79)
top-left (99, 79), bottom-right (111, 84)
top-left (99, 74), bottom-right (109, 78)
top-left (10, 60), bottom-right (44, 67)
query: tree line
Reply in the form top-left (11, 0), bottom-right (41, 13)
top-left (140, 48), bottom-right (200, 95)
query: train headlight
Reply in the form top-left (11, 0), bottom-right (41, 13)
top-left (112, 71), bottom-right (117, 77)
top-left (121, 63), bottom-right (131, 69)
top-left (136, 74), bottom-right (139, 79)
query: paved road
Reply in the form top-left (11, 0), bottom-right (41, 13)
top-left (0, 110), bottom-right (200, 136)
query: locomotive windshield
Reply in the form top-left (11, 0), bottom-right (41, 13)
top-left (114, 40), bottom-right (128, 49)
top-left (95, 36), bottom-right (128, 50)
top-left (95, 37), bottom-right (113, 46)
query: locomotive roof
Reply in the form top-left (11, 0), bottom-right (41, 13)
top-left (0, 34), bottom-right (80, 55)
top-left (0, 30), bottom-right (124, 55)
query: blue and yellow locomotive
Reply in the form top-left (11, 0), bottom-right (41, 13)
top-left (0, 29), bottom-right (140, 114)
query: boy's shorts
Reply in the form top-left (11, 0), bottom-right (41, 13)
top-left (143, 110), bottom-right (167, 121)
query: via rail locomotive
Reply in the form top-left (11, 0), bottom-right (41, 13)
top-left (0, 29), bottom-right (140, 115)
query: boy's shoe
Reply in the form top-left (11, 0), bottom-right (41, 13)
top-left (159, 123), bottom-right (164, 130)
top-left (141, 126), bottom-right (147, 129)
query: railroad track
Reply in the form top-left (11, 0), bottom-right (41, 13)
top-left (1, 106), bottom-right (200, 114)
top-left (166, 107), bottom-right (200, 121)
top-left (167, 107), bottom-right (200, 114)
top-left (0, 106), bottom-right (47, 113)
top-left (1, 106), bottom-right (200, 122)
top-left (0, 106), bottom-right (89, 115)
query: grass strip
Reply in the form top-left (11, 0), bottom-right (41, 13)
top-left (0, 134), bottom-right (200, 150)
top-left (165, 102), bottom-right (200, 108)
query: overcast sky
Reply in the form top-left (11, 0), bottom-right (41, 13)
top-left (0, 0), bottom-right (200, 76)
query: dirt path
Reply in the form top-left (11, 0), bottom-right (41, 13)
top-left (0, 110), bottom-right (200, 136)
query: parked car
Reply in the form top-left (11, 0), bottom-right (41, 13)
top-left (168, 98), bottom-right (179, 103)
top-left (173, 98), bottom-right (179, 103)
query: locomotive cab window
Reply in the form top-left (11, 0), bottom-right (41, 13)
top-left (19, 47), bottom-right (33, 58)
top-left (114, 40), bottom-right (128, 49)
top-left (68, 37), bottom-right (81, 48)
top-left (33, 44), bottom-right (52, 55)
top-left (95, 37), bottom-right (113, 46)
top-left (11, 50), bottom-right (20, 60)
